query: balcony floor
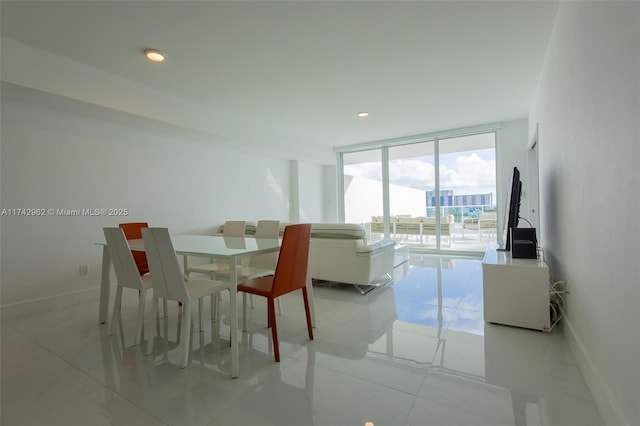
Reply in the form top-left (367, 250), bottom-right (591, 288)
top-left (371, 226), bottom-right (499, 253)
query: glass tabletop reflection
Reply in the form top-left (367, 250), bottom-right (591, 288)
top-left (125, 234), bottom-right (281, 258)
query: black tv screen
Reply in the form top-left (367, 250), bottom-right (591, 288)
top-left (503, 166), bottom-right (522, 251)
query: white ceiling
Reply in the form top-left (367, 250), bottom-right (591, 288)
top-left (0, 1), bottom-right (559, 164)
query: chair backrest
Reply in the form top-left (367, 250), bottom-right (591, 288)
top-left (250, 220), bottom-right (280, 269)
top-left (142, 227), bottom-right (190, 302)
top-left (103, 227), bottom-right (145, 290)
top-left (271, 224), bottom-right (312, 298)
top-left (223, 221), bottom-right (246, 237)
top-left (119, 222), bottom-right (149, 275)
top-left (255, 220), bottom-right (280, 238)
top-left (223, 235), bottom-right (246, 249)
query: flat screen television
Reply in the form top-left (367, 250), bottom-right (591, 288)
top-left (501, 166), bottom-right (522, 252)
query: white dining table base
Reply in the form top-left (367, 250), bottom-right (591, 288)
top-left (98, 242), bottom-right (316, 379)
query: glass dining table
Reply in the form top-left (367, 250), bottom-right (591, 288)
top-left (97, 234), bottom-right (316, 378)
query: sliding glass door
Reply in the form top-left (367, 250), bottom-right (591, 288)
top-left (343, 150), bottom-right (383, 230)
top-left (438, 133), bottom-right (497, 252)
top-left (339, 129), bottom-right (497, 254)
top-left (388, 142), bottom-right (437, 247)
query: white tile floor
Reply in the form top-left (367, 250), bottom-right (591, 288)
top-left (1, 256), bottom-right (604, 426)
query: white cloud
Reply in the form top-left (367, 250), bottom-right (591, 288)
top-left (345, 151), bottom-right (496, 195)
top-left (440, 153), bottom-right (496, 192)
top-left (344, 162), bottom-right (381, 180)
top-left (389, 159), bottom-right (435, 189)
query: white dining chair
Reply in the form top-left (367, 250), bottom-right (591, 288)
top-left (214, 220), bottom-right (282, 312)
top-left (216, 220), bottom-right (280, 280)
top-left (142, 227), bottom-right (231, 368)
top-left (185, 220), bottom-right (246, 320)
top-left (103, 227), bottom-right (153, 346)
top-left (185, 220), bottom-right (246, 278)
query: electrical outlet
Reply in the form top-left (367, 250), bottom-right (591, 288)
top-left (79, 264), bottom-right (89, 276)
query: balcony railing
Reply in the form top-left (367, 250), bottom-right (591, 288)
top-left (367, 207), bottom-right (498, 252)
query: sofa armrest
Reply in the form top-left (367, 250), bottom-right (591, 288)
top-left (356, 239), bottom-right (395, 255)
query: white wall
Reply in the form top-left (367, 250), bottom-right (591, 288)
top-left (322, 164), bottom-right (338, 223)
top-left (529, 3), bottom-right (639, 425)
top-left (0, 83), bottom-right (326, 314)
top-left (298, 161), bottom-right (326, 223)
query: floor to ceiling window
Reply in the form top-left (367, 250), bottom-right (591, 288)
top-left (338, 127), bottom-right (497, 254)
top-left (388, 141), bottom-right (438, 247)
top-left (437, 133), bottom-right (497, 252)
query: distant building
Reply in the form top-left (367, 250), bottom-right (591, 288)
top-left (426, 190), bottom-right (493, 207)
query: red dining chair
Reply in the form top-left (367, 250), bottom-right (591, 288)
top-left (119, 222), bottom-right (150, 276)
top-left (237, 223), bottom-right (313, 362)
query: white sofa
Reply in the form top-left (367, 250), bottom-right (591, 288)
top-left (307, 223), bottom-right (396, 294)
top-left (217, 222), bottom-right (396, 294)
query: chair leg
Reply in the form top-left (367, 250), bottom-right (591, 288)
top-left (134, 288), bottom-right (146, 345)
top-left (208, 268), bottom-right (221, 320)
top-left (215, 293), bottom-right (222, 323)
top-left (268, 298), bottom-right (280, 362)
top-left (146, 297), bottom-right (159, 355)
top-left (211, 294), bottom-right (217, 323)
top-left (109, 286), bottom-right (124, 336)
top-left (198, 298), bottom-right (204, 332)
top-left (251, 294), bottom-right (281, 315)
top-left (242, 293), bottom-right (248, 332)
top-left (302, 288), bottom-right (314, 340)
top-left (180, 301), bottom-right (192, 368)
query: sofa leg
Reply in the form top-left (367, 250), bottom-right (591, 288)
top-left (353, 273), bottom-right (393, 295)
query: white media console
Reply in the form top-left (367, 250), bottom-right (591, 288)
top-left (482, 247), bottom-right (551, 332)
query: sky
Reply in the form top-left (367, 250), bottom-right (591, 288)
top-left (345, 148), bottom-right (496, 196)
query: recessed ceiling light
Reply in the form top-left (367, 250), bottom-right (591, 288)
top-left (144, 49), bottom-right (165, 63)
top-left (357, 112), bottom-right (369, 118)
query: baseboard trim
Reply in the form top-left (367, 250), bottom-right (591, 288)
top-left (0, 287), bottom-right (102, 322)
top-left (563, 317), bottom-right (630, 426)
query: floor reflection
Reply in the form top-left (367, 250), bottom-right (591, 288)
top-left (393, 255), bottom-right (484, 335)
top-left (0, 254), bottom-right (604, 426)
top-left (392, 254), bottom-right (602, 426)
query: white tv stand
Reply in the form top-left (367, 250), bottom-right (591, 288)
top-left (482, 247), bottom-right (551, 332)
